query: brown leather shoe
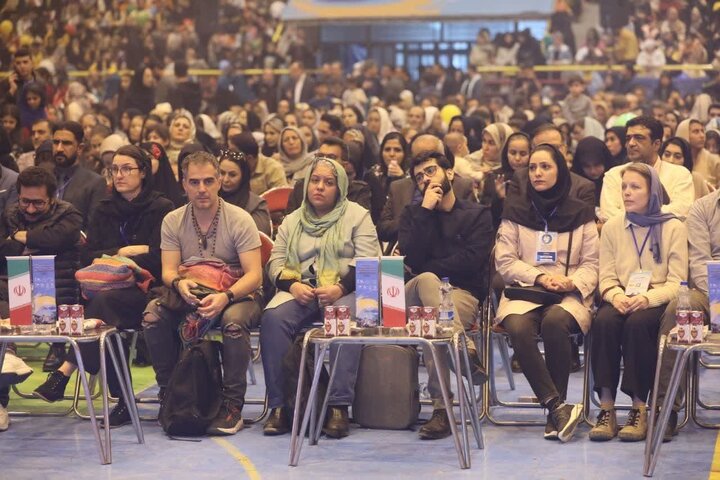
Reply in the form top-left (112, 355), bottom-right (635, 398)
top-left (322, 405), bottom-right (349, 438)
top-left (263, 407), bottom-right (290, 436)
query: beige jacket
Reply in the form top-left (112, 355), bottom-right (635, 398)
top-left (494, 220), bottom-right (599, 334)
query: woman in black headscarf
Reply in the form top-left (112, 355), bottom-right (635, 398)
top-left (495, 143), bottom-right (598, 442)
top-left (605, 126), bottom-right (627, 165)
top-left (34, 145), bottom-right (175, 427)
top-left (140, 141), bottom-right (185, 208)
top-left (124, 65), bottom-right (156, 115)
top-left (572, 136), bottom-right (616, 207)
top-left (218, 149), bottom-right (272, 236)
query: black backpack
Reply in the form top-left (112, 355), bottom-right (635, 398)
top-left (159, 340), bottom-right (224, 437)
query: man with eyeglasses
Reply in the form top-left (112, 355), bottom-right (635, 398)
top-left (397, 150), bottom-right (492, 439)
top-left (0, 167), bottom-right (83, 431)
top-left (143, 151), bottom-right (264, 435)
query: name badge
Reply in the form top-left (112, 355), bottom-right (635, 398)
top-left (625, 271), bottom-right (652, 296)
top-left (536, 231), bottom-right (558, 265)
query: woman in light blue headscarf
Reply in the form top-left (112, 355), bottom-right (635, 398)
top-left (590, 162), bottom-right (688, 442)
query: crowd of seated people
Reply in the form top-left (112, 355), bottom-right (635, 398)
top-left (0, 24), bottom-right (720, 449)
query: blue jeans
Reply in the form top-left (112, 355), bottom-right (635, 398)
top-left (260, 293), bottom-right (361, 409)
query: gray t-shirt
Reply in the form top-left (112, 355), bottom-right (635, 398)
top-left (161, 200), bottom-right (261, 268)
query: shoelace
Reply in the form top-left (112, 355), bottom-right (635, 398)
top-left (596, 410), bottom-right (612, 427)
top-left (626, 410), bottom-right (642, 427)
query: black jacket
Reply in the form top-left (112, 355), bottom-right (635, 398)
top-left (83, 191), bottom-right (175, 280)
top-left (398, 199), bottom-right (494, 300)
top-left (56, 164), bottom-right (107, 228)
top-left (0, 200), bottom-right (83, 305)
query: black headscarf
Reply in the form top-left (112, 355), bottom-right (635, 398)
top-left (108, 145), bottom-right (163, 218)
top-left (218, 150), bottom-right (252, 209)
top-left (606, 126), bottom-right (627, 164)
top-left (140, 142), bottom-right (184, 207)
top-left (125, 66), bottom-right (156, 114)
top-left (502, 143), bottom-right (595, 233)
top-left (572, 136), bottom-right (616, 207)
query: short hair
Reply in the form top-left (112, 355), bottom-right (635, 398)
top-left (53, 121), bottom-right (84, 143)
top-left (90, 124), bottom-right (112, 139)
top-left (144, 123), bottom-right (170, 142)
top-left (409, 151), bottom-right (452, 180)
top-left (531, 123), bottom-right (562, 142)
top-left (13, 48), bottom-right (31, 59)
top-left (32, 118), bottom-right (52, 129)
top-left (320, 113), bottom-right (343, 133)
top-left (626, 115), bottom-right (664, 142)
top-left (320, 136), bottom-right (349, 163)
top-left (181, 151), bottom-right (219, 178)
top-left (17, 166), bottom-right (57, 198)
top-left (567, 75), bottom-right (584, 86)
top-left (229, 132), bottom-right (259, 157)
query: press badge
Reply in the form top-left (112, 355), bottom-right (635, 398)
top-left (625, 271), bottom-right (652, 296)
top-left (535, 231), bottom-right (558, 264)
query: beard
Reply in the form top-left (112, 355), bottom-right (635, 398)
top-left (54, 152), bottom-right (77, 168)
top-left (421, 171), bottom-right (452, 195)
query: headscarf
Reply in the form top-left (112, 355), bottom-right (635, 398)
top-left (499, 131), bottom-right (531, 176)
top-left (502, 143), bottom-right (595, 233)
top-left (19, 81), bottom-right (47, 129)
top-left (169, 109), bottom-right (197, 149)
top-left (140, 142), bottom-right (184, 207)
top-left (108, 145), bottom-right (160, 218)
top-left (196, 114), bottom-right (222, 141)
top-left (261, 116), bottom-right (284, 157)
top-left (368, 106), bottom-right (395, 143)
top-left (606, 126), bottom-right (627, 164)
top-left (218, 150), bottom-right (252, 209)
top-left (346, 124), bottom-right (379, 174)
top-left (571, 136), bottom-right (616, 206)
top-left (583, 116), bottom-right (605, 140)
top-left (125, 65), bottom-right (156, 114)
top-left (675, 118), bottom-right (700, 144)
top-left (278, 126), bottom-right (312, 181)
top-left (483, 122), bottom-right (514, 168)
top-left (623, 163), bottom-right (677, 263)
top-left (423, 106), bottom-right (439, 132)
top-left (279, 157), bottom-right (349, 287)
top-left (690, 94), bottom-right (713, 124)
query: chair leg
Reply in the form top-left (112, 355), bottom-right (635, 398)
top-left (496, 336), bottom-right (515, 391)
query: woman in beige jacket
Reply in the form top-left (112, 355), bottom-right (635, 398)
top-left (589, 163), bottom-right (688, 443)
top-left (496, 144), bottom-right (598, 442)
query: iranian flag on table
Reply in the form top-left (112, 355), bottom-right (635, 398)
top-left (380, 256), bottom-right (406, 327)
top-left (7, 256), bottom-right (31, 326)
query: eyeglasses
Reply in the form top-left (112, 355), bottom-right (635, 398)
top-left (19, 198), bottom-right (49, 209)
top-left (413, 165), bottom-right (439, 183)
top-left (110, 165), bottom-right (141, 176)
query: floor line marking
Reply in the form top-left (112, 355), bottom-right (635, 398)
top-left (709, 429), bottom-right (720, 479)
top-left (213, 436), bottom-right (262, 480)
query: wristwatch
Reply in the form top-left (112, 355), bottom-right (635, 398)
top-left (224, 290), bottom-right (235, 303)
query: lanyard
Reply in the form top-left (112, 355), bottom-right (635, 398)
top-left (629, 225), bottom-right (652, 270)
top-left (56, 176), bottom-right (72, 199)
top-left (531, 203), bottom-right (558, 232)
top-left (119, 221), bottom-right (130, 246)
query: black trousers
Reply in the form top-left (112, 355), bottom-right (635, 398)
top-left (65, 287), bottom-right (146, 399)
top-left (591, 302), bottom-right (668, 403)
top-left (502, 305), bottom-right (581, 406)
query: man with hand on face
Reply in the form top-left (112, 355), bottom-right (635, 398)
top-left (51, 121), bottom-right (107, 228)
top-left (0, 48), bottom-right (37, 105)
top-left (397, 150), bottom-right (493, 440)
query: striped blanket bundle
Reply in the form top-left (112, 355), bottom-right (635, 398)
top-left (75, 255), bottom-right (154, 299)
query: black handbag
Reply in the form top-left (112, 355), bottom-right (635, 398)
top-left (504, 230), bottom-right (573, 305)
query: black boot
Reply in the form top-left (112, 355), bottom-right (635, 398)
top-left (419, 408), bottom-right (451, 440)
top-left (322, 405), bottom-right (350, 438)
top-left (34, 371), bottom-right (70, 403)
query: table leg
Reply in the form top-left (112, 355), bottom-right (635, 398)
top-left (644, 346), bottom-right (692, 477)
top-left (457, 333), bottom-right (483, 450)
top-left (98, 332), bottom-right (112, 463)
top-left (645, 334), bottom-right (667, 469)
top-left (108, 333), bottom-right (144, 444)
top-left (313, 343), bottom-right (342, 445)
top-left (425, 341), bottom-right (468, 469)
top-left (290, 342), bottom-right (328, 466)
top-left (69, 338), bottom-right (109, 465)
top-left (450, 335), bottom-right (471, 467)
top-left (288, 332), bottom-right (311, 466)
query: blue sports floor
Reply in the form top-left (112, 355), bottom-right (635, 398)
top-left (2, 342), bottom-right (720, 480)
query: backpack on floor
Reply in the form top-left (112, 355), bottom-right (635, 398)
top-left (352, 345), bottom-right (420, 430)
top-left (160, 340), bottom-right (223, 437)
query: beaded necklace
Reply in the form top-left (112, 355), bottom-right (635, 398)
top-left (190, 199), bottom-right (221, 257)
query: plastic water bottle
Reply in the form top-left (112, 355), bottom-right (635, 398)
top-left (438, 277), bottom-right (455, 333)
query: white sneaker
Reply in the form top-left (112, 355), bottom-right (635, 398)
top-left (0, 352), bottom-right (34, 387)
top-left (0, 404), bottom-right (9, 432)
